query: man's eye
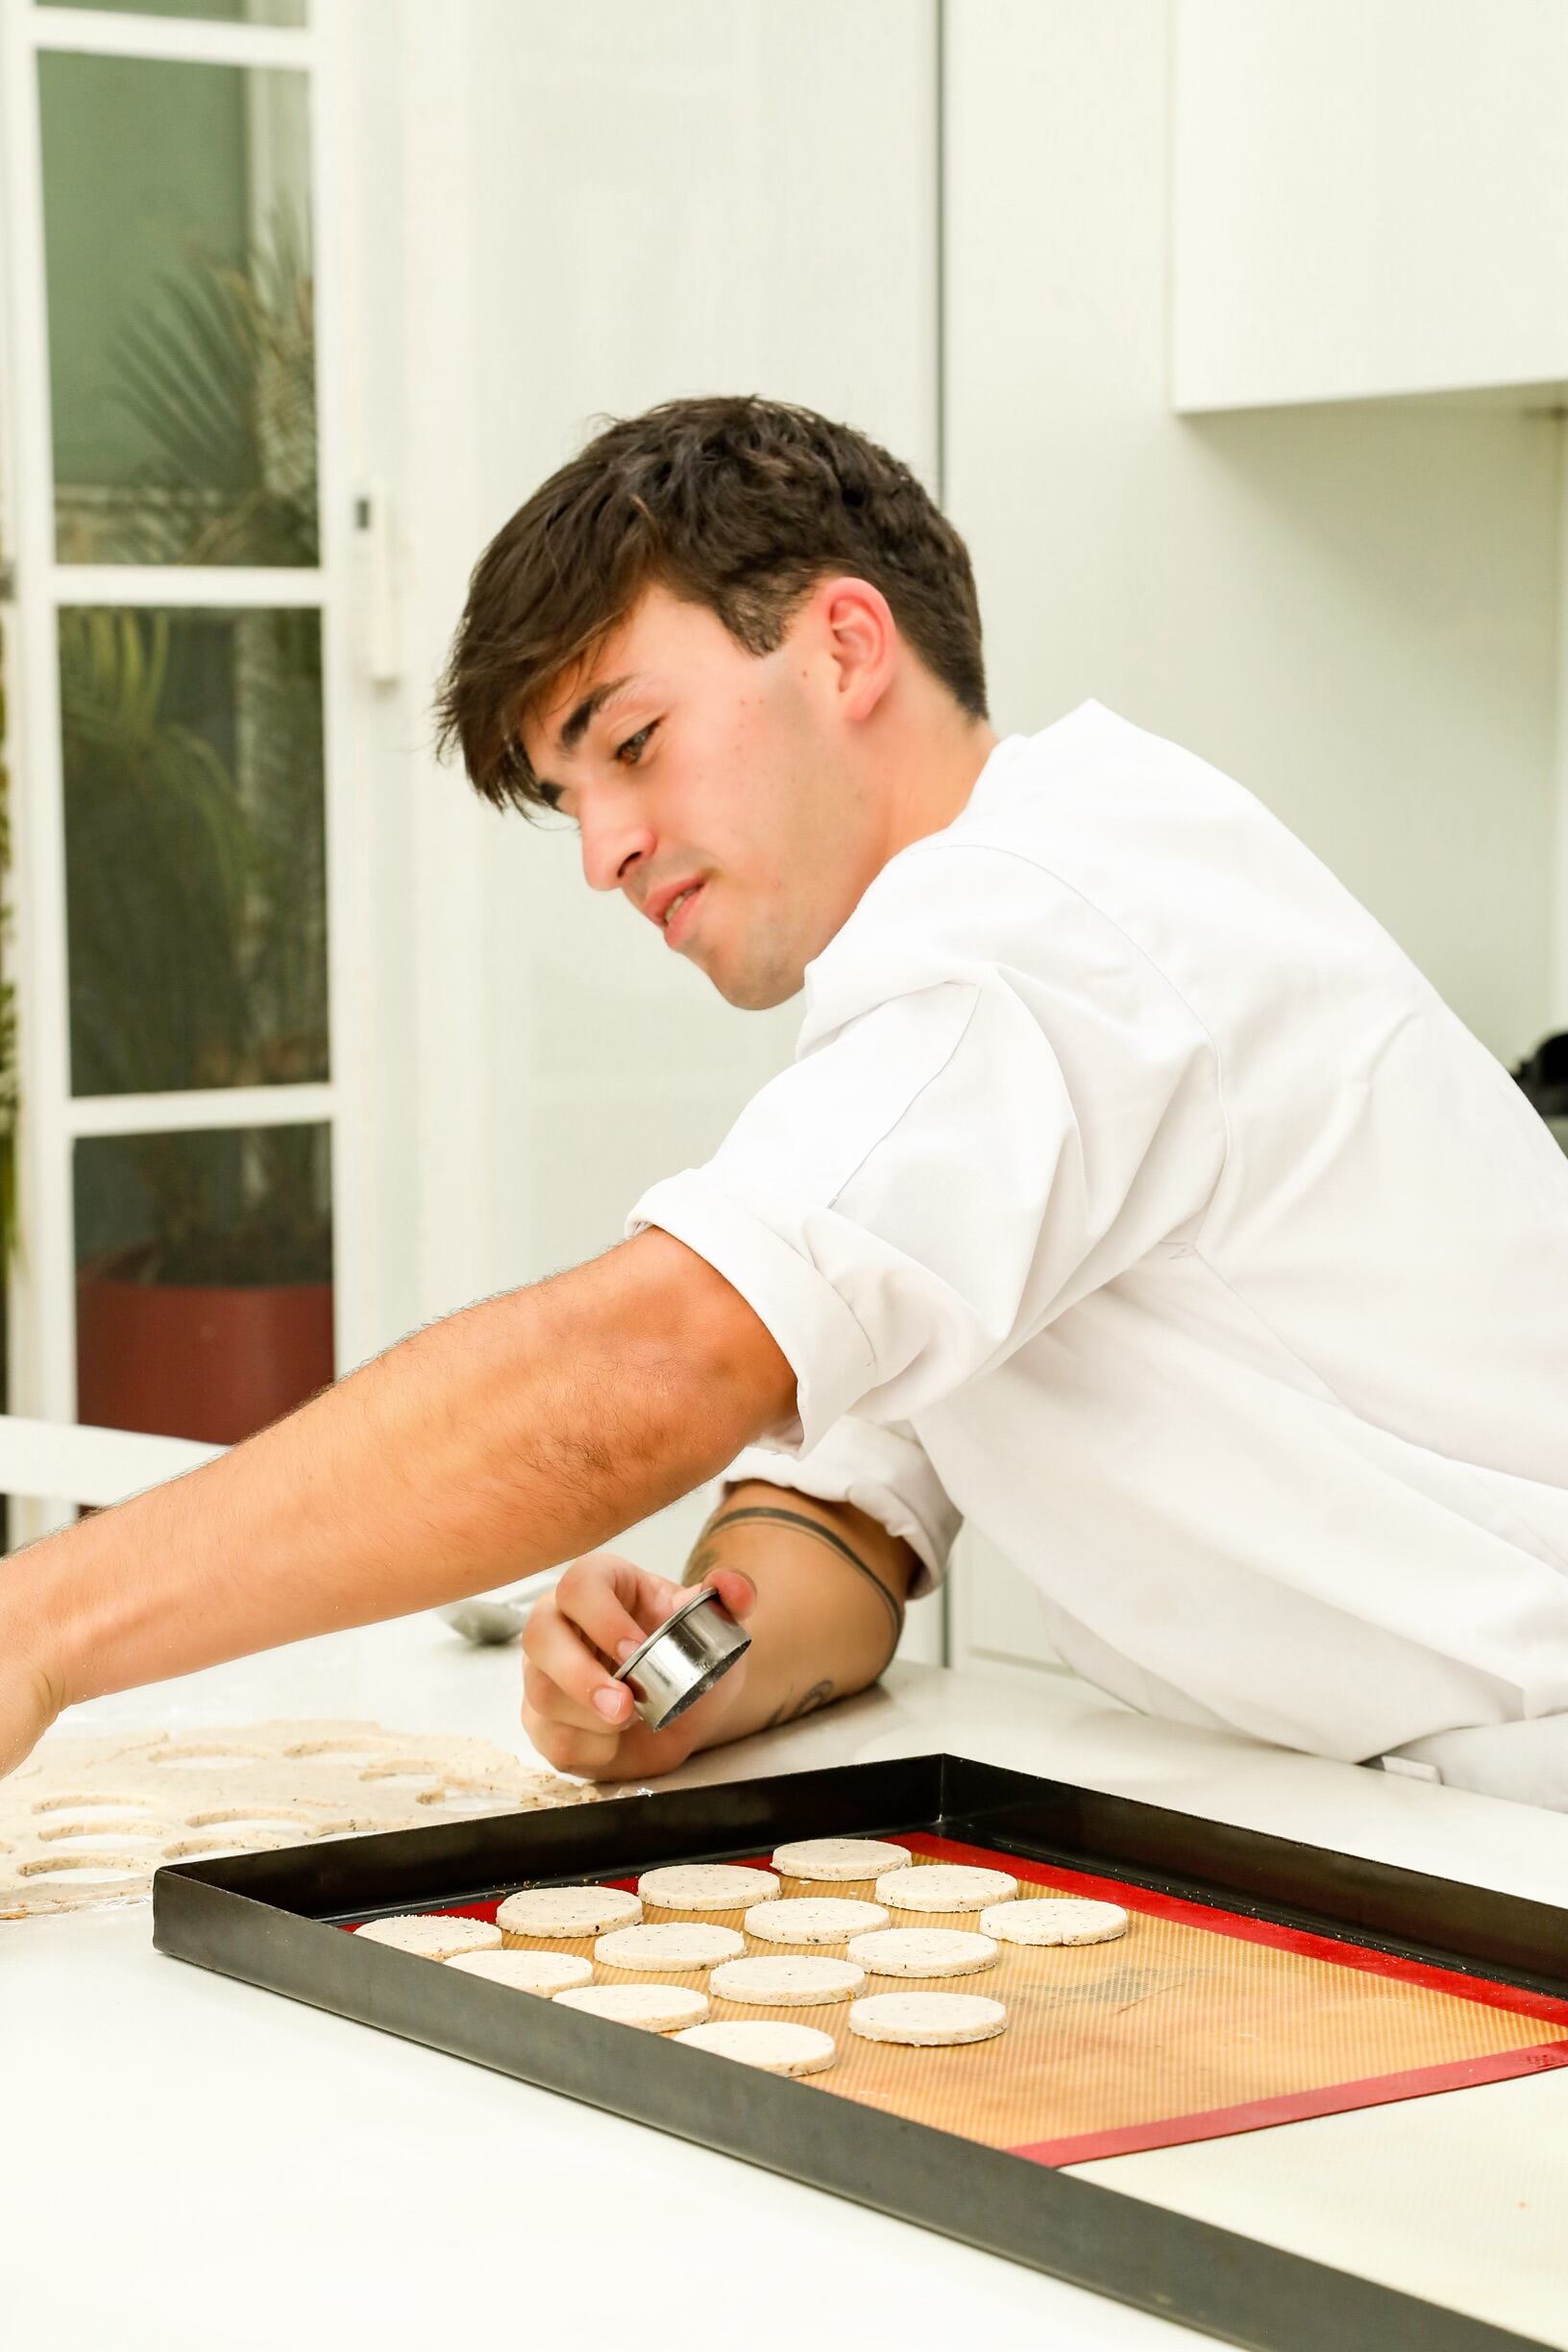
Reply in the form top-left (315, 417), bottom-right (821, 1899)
top-left (615, 721), bottom-right (658, 766)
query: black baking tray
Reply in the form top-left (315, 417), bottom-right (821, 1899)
top-left (152, 1752), bottom-right (1568, 2352)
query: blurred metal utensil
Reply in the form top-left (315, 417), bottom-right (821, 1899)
top-left (440, 1569), bottom-right (564, 1647)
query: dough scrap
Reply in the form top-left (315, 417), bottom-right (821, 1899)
top-left (744, 1897), bottom-right (890, 1945)
top-left (876, 1864), bottom-right (1018, 1913)
top-left (637, 1863), bottom-right (780, 1912)
top-left (673, 2020), bottom-right (838, 2075)
top-left (772, 1837), bottom-right (911, 1881)
top-left (555, 1982), bottom-right (710, 2031)
top-left (354, 1914), bottom-right (502, 1961)
top-left (497, 1885), bottom-right (643, 1939)
top-left (445, 1948), bottom-right (593, 1994)
top-left (595, 1921), bottom-right (746, 1972)
top-left (1, 1718), bottom-right (601, 1922)
top-left (847, 1992), bottom-right (1008, 2046)
top-left (980, 1897), bottom-right (1129, 1947)
top-left (846, 1928), bottom-right (999, 1978)
top-left (709, 1955), bottom-right (865, 2006)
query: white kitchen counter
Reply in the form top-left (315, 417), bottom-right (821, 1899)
top-left (7, 1619), bottom-right (1567, 2351)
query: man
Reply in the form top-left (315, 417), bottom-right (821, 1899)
top-left (5, 396), bottom-right (1567, 1805)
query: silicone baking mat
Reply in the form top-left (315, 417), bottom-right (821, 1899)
top-left (342, 1830), bottom-right (1568, 2165)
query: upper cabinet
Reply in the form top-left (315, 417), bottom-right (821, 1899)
top-left (1172, 0), bottom-right (1568, 411)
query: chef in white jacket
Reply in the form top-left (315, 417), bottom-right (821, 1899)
top-left (6, 396), bottom-right (1566, 1809)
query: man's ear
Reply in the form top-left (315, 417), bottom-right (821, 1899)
top-left (818, 576), bottom-right (898, 724)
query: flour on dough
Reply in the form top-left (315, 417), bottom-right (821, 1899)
top-left (554, 1981), bottom-right (710, 2030)
top-left (980, 1897), bottom-right (1129, 1947)
top-left (744, 1897), bottom-right (890, 1945)
top-left (847, 1992), bottom-right (1008, 2046)
top-left (673, 2020), bottom-right (838, 2075)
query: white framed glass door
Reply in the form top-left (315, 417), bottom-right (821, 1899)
top-left (0, 0), bottom-right (362, 1534)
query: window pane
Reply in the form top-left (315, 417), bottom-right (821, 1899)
top-left (75, 1123), bottom-right (332, 1444)
top-left (61, 605), bottom-right (329, 1095)
top-left (39, 53), bottom-right (316, 565)
top-left (43, 3), bottom-right (306, 24)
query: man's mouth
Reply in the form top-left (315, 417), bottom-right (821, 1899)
top-left (661, 882), bottom-right (704, 945)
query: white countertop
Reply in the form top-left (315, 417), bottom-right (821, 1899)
top-left (7, 1619), bottom-right (1567, 2351)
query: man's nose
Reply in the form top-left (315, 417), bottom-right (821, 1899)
top-left (577, 796), bottom-right (656, 894)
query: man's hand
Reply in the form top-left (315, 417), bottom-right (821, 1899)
top-left (522, 1551), bottom-right (759, 1781)
top-left (525, 1484), bottom-right (919, 1784)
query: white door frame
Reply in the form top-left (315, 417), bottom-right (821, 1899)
top-left (0, 0), bottom-right (369, 1534)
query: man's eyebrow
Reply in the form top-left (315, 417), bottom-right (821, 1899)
top-left (557, 674), bottom-right (638, 755)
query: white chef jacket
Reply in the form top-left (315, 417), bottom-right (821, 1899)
top-left (626, 701), bottom-right (1568, 1779)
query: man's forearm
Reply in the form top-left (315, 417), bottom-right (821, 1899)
top-left (675, 1480), bottom-right (917, 1750)
top-left (10, 1233), bottom-right (794, 1716)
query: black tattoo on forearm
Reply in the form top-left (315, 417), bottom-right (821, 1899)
top-left (761, 1678), bottom-right (836, 1730)
top-left (687, 1503), bottom-right (904, 1653)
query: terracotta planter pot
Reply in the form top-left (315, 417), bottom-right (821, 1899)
top-left (77, 1247), bottom-right (334, 1446)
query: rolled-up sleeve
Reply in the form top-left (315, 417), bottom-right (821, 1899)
top-left (626, 844), bottom-right (1223, 1458)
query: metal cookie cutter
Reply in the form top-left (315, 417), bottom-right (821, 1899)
top-left (612, 1586), bottom-right (751, 1731)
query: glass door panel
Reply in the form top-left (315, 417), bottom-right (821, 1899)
top-left (74, 1121), bottom-right (331, 1442)
top-left (61, 603), bottom-right (328, 1094)
top-left (38, 50), bottom-right (315, 564)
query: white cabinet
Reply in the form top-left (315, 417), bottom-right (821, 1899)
top-left (1173, 0), bottom-right (1568, 410)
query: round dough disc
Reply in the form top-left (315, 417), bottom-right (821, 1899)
top-left (875, 1864), bottom-right (1018, 1913)
top-left (594, 1922), bottom-right (746, 1972)
top-left (744, 1897), bottom-right (890, 1945)
top-left (772, 1837), bottom-right (912, 1881)
top-left (709, 1955), bottom-right (865, 2006)
top-left (555, 1981), bottom-right (710, 2031)
top-left (981, 1896), bottom-right (1129, 1947)
top-left (638, 1863), bottom-right (780, 1912)
top-left (354, 1914), bottom-right (502, 1961)
top-left (846, 1927), bottom-right (999, 1978)
top-left (444, 1948), bottom-right (593, 1994)
top-left (848, 1992), bottom-right (1008, 2047)
top-left (673, 2020), bottom-right (838, 2075)
top-left (496, 1885), bottom-right (643, 1939)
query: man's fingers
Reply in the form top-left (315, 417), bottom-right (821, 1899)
top-left (523, 1705), bottom-right (622, 1777)
top-left (523, 1660), bottom-right (620, 1738)
top-left (524, 1604), bottom-right (635, 1726)
top-left (706, 1567), bottom-right (756, 1622)
top-left (556, 1553), bottom-right (673, 1666)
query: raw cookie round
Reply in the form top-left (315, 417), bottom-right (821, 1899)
top-left (848, 1992), bottom-right (1008, 2046)
top-left (772, 1837), bottom-right (911, 1881)
top-left (554, 1982), bottom-right (710, 2031)
top-left (673, 2020), bottom-right (838, 2076)
top-left (846, 1928), bottom-right (999, 1978)
top-left (709, 1955), bottom-right (865, 2006)
top-left (595, 1922), bottom-right (746, 1972)
top-left (638, 1863), bottom-right (780, 1912)
top-left (875, 1864), bottom-right (1018, 1913)
top-left (981, 1897), bottom-right (1129, 1947)
top-left (744, 1897), bottom-right (889, 1945)
top-left (354, 1914), bottom-right (502, 1961)
top-left (496, 1885), bottom-right (643, 1940)
top-left (445, 1948), bottom-right (593, 1994)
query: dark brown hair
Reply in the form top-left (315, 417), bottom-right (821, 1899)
top-left (434, 394), bottom-right (988, 813)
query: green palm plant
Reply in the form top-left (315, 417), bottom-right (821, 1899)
top-left (60, 208), bottom-right (330, 1287)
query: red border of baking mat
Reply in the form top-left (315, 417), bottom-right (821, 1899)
top-left (898, 1832), bottom-right (1568, 2167)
